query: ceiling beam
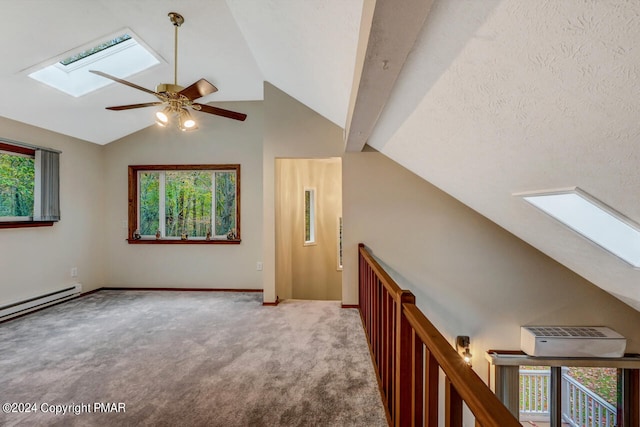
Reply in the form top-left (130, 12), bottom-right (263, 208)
top-left (345, 0), bottom-right (435, 152)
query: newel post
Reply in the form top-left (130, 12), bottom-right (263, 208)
top-left (395, 290), bottom-right (416, 427)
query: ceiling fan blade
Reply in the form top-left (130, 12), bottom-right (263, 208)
top-left (105, 102), bottom-right (164, 111)
top-left (194, 103), bottom-right (247, 121)
top-left (179, 79), bottom-right (218, 100)
top-left (89, 70), bottom-right (159, 97)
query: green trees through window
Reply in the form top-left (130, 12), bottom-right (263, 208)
top-left (140, 171), bottom-right (216, 237)
top-left (304, 188), bottom-right (315, 244)
top-left (0, 141), bottom-right (60, 228)
top-left (0, 152), bottom-right (35, 219)
top-left (131, 165), bottom-right (240, 242)
top-left (139, 172), bottom-right (159, 235)
top-left (214, 172), bottom-right (236, 236)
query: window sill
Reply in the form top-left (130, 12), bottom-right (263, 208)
top-left (126, 238), bottom-right (241, 245)
top-left (0, 221), bottom-right (54, 229)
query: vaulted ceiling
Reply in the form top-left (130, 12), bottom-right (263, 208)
top-left (1, 0), bottom-right (362, 144)
top-left (3, 1), bottom-right (640, 312)
top-left (363, 0), bottom-right (640, 312)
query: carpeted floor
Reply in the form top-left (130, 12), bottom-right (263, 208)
top-left (0, 291), bottom-right (387, 427)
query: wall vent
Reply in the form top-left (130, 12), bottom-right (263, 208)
top-left (521, 326), bottom-right (626, 358)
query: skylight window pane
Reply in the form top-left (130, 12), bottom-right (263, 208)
top-left (522, 189), bottom-right (640, 267)
top-left (26, 30), bottom-right (161, 97)
top-left (59, 34), bottom-right (132, 66)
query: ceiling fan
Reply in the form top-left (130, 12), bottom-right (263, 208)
top-left (90, 12), bottom-right (246, 131)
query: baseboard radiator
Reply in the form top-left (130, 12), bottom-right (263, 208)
top-left (0, 284), bottom-right (82, 320)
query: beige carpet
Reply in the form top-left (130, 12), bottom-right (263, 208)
top-left (0, 291), bottom-right (387, 426)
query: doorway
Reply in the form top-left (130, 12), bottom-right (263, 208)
top-left (275, 158), bottom-right (342, 300)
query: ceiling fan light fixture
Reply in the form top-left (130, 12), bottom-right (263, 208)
top-left (155, 107), bottom-right (171, 125)
top-left (91, 11), bottom-right (246, 129)
top-left (179, 108), bottom-right (197, 131)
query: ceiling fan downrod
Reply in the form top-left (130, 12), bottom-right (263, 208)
top-left (157, 12), bottom-right (185, 93)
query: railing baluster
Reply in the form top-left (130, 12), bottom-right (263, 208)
top-left (445, 377), bottom-right (463, 427)
top-left (368, 264), bottom-right (373, 341)
top-left (365, 262), bottom-right (370, 337)
top-left (364, 260), bottom-right (369, 335)
top-left (579, 385), bottom-right (584, 425)
top-left (388, 289), bottom-right (392, 395)
top-left (572, 383), bottom-right (576, 421)
top-left (378, 280), bottom-right (382, 371)
top-left (390, 293), bottom-right (396, 422)
top-left (376, 281), bottom-right (381, 376)
top-left (395, 290), bottom-right (416, 427)
top-left (381, 286), bottom-right (387, 401)
top-left (411, 329), bottom-right (423, 427)
top-left (424, 349), bottom-right (438, 426)
top-left (365, 261), bottom-right (369, 334)
top-left (532, 374), bottom-right (535, 412)
top-left (577, 385), bottom-right (581, 424)
top-left (379, 281), bottom-right (384, 394)
top-left (520, 375), bottom-right (524, 412)
top-left (357, 244), bottom-right (520, 427)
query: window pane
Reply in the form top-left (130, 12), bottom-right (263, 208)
top-left (519, 366), bottom-right (618, 425)
top-left (519, 366), bottom-right (550, 424)
top-left (215, 172), bottom-right (236, 236)
top-left (304, 189), bottom-right (315, 243)
top-left (0, 153), bottom-right (35, 218)
top-left (563, 367), bottom-right (618, 426)
top-left (139, 172), bottom-right (159, 235)
top-left (165, 171), bottom-right (212, 237)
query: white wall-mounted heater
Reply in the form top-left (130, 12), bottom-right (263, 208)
top-left (521, 326), bottom-right (626, 358)
top-left (0, 284), bottom-right (82, 320)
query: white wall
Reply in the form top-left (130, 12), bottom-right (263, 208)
top-left (5, 86), bottom-right (640, 381)
top-left (262, 83), bottom-right (344, 303)
top-left (102, 101), bottom-right (264, 289)
top-left (0, 117), bottom-right (105, 305)
top-left (342, 151), bottom-right (640, 372)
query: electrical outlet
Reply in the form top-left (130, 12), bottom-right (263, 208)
top-left (71, 267), bottom-right (78, 278)
top-left (256, 262), bottom-right (263, 271)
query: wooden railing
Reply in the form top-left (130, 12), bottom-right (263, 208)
top-left (358, 244), bottom-right (520, 427)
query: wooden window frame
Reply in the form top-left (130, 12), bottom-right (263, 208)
top-left (127, 164), bottom-right (241, 244)
top-left (0, 142), bottom-right (53, 229)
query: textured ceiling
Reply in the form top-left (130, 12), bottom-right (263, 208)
top-left (368, 0), bottom-right (640, 310)
top-left (0, 0), bottom-right (363, 144)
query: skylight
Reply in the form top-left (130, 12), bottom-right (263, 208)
top-left (520, 188), bottom-right (640, 268)
top-left (59, 34), bottom-right (132, 66)
top-left (26, 30), bottom-right (161, 97)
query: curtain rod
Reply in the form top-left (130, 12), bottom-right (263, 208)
top-left (0, 137), bottom-right (62, 154)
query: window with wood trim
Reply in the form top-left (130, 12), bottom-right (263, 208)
top-left (0, 140), bottom-right (60, 229)
top-left (128, 164), bottom-right (240, 244)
